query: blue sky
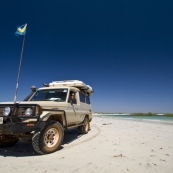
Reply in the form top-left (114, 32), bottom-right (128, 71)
top-left (0, 0), bottom-right (173, 113)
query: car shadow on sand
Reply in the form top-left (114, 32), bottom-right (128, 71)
top-left (0, 128), bottom-right (82, 157)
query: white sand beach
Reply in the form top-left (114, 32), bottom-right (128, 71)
top-left (0, 116), bottom-right (173, 173)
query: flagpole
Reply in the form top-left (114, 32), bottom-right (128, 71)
top-left (14, 35), bottom-right (26, 103)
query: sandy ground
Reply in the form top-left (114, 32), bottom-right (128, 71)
top-left (0, 116), bottom-right (173, 173)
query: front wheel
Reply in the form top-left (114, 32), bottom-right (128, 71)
top-left (32, 121), bottom-right (64, 154)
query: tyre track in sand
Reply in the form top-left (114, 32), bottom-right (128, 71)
top-left (62, 125), bottom-right (101, 149)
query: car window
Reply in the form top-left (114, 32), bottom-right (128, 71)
top-left (68, 91), bottom-right (77, 104)
top-left (79, 92), bottom-right (85, 103)
top-left (86, 96), bottom-right (90, 104)
top-left (31, 89), bottom-right (68, 102)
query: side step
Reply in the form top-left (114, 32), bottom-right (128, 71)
top-left (67, 123), bottom-right (83, 130)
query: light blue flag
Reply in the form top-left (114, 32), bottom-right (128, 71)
top-left (15, 24), bottom-right (27, 36)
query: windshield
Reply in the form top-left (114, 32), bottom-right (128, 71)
top-left (30, 89), bottom-right (68, 102)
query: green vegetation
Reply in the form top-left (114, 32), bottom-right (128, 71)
top-left (132, 113), bottom-right (173, 117)
top-left (132, 112), bottom-right (157, 116)
top-left (163, 114), bottom-right (173, 117)
top-left (93, 112), bottom-right (173, 117)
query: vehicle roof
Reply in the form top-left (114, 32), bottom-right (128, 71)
top-left (38, 86), bottom-right (79, 91)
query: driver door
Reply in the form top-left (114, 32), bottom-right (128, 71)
top-left (66, 90), bottom-right (77, 125)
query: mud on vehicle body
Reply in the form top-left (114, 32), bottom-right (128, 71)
top-left (0, 80), bottom-right (93, 154)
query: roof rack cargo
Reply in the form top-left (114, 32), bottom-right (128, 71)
top-left (48, 80), bottom-right (94, 94)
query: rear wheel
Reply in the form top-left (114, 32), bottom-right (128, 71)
top-left (79, 117), bottom-right (90, 134)
top-left (0, 135), bottom-right (18, 148)
top-left (32, 121), bottom-right (64, 154)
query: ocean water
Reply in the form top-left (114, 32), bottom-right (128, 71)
top-left (94, 114), bottom-right (173, 122)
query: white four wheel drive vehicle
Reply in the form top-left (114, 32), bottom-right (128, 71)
top-left (0, 80), bottom-right (93, 154)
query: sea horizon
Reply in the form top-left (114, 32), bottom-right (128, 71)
top-left (93, 113), bottom-right (173, 122)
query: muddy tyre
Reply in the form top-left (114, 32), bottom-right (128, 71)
top-left (32, 121), bottom-right (64, 154)
top-left (79, 117), bottom-right (90, 134)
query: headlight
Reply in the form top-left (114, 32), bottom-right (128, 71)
top-left (25, 108), bottom-right (33, 116)
top-left (3, 107), bottom-right (11, 116)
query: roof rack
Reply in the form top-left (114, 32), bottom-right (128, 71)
top-left (48, 80), bottom-right (94, 94)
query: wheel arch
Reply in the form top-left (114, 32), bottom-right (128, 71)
top-left (47, 114), bottom-right (64, 127)
top-left (85, 114), bottom-right (89, 121)
top-left (41, 112), bottom-right (66, 128)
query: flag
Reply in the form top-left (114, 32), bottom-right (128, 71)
top-left (15, 24), bottom-right (27, 36)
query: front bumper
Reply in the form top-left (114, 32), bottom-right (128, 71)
top-left (0, 122), bottom-right (46, 134)
top-left (0, 103), bottom-right (45, 134)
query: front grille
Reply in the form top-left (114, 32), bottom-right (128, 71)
top-left (0, 104), bottom-right (41, 121)
top-left (17, 107), bottom-right (35, 116)
top-left (0, 107), bottom-right (35, 117)
top-left (17, 107), bottom-right (26, 116)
